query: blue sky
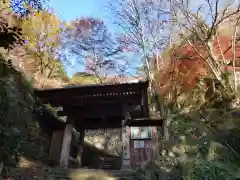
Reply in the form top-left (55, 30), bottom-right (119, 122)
top-left (48, 0), bottom-right (222, 77)
top-left (50, 0), bottom-right (112, 27)
top-left (49, 0), bottom-right (135, 77)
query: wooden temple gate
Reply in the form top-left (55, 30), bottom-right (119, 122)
top-left (34, 81), bottom-right (163, 169)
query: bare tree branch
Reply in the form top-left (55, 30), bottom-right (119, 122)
top-left (170, 0), bottom-right (240, 93)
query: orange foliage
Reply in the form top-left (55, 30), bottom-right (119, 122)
top-left (155, 36), bottom-right (240, 97)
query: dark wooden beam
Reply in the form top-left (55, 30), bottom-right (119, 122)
top-left (124, 118), bottom-right (164, 127)
top-left (72, 117), bottom-right (164, 130)
top-left (34, 81), bottom-right (149, 98)
top-left (58, 103), bottom-right (123, 117)
top-left (141, 87), bottom-right (149, 117)
top-left (126, 117), bottom-right (165, 121)
top-left (74, 117), bottom-right (122, 130)
top-left (34, 81), bottom-right (149, 106)
top-left (75, 123), bottom-right (122, 130)
top-left (58, 104), bottom-right (141, 120)
top-left (39, 94), bottom-right (142, 107)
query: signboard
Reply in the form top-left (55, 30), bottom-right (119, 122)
top-left (130, 126), bottom-right (152, 139)
top-left (134, 141), bottom-right (144, 148)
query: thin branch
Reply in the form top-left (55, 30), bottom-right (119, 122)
top-left (232, 15), bottom-right (240, 91)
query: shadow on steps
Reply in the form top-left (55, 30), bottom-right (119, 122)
top-left (71, 141), bottom-right (122, 170)
top-left (6, 167), bottom-right (133, 180)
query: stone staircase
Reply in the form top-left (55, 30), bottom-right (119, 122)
top-left (7, 168), bottom-right (134, 180)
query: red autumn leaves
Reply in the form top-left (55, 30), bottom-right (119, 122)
top-left (155, 36), bottom-right (240, 96)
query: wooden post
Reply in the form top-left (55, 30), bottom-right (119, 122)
top-left (122, 105), bottom-right (131, 169)
top-left (77, 128), bottom-right (85, 167)
top-left (141, 88), bottom-right (149, 117)
top-left (60, 123), bottom-right (73, 167)
top-left (49, 130), bottom-right (64, 164)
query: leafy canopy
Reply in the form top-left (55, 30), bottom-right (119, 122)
top-left (21, 10), bottom-right (65, 77)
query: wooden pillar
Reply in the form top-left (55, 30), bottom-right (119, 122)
top-left (77, 128), bottom-right (85, 167)
top-left (141, 88), bottom-right (149, 117)
top-left (122, 105), bottom-right (131, 169)
top-left (60, 123), bottom-right (73, 167)
top-left (49, 130), bottom-right (64, 164)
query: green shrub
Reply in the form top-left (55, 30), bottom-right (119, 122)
top-left (0, 58), bottom-right (33, 166)
top-left (127, 167), bottom-right (183, 180)
top-left (187, 161), bottom-right (235, 180)
top-left (128, 169), bottom-right (161, 180)
top-left (0, 55), bottom-right (49, 167)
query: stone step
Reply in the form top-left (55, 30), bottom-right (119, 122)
top-left (97, 157), bottom-right (121, 170)
top-left (7, 168), bottom-right (134, 180)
